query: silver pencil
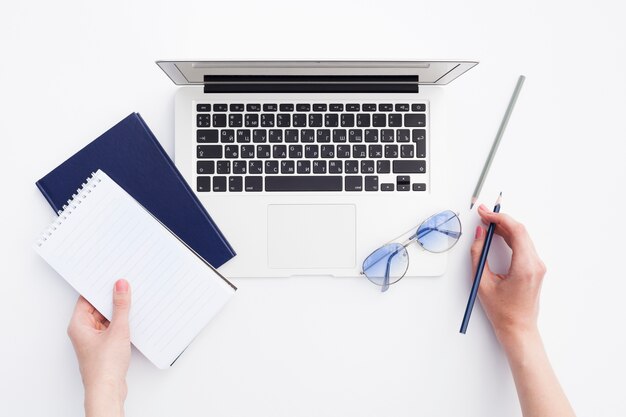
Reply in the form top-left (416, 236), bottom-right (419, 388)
top-left (470, 75), bottom-right (525, 209)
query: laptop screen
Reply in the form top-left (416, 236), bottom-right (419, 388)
top-left (157, 61), bottom-right (477, 86)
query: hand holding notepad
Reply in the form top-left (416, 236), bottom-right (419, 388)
top-left (34, 170), bottom-right (236, 369)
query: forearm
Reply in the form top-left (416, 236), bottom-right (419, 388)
top-left (84, 381), bottom-right (126, 417)
top-left (500, 329), bottom-right (575, 417)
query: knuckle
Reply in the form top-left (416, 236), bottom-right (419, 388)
top-left (113, 297), bottom-right (129, 309)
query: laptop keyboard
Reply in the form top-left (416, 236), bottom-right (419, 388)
top-left (195, 102), bottom-right (427, 192)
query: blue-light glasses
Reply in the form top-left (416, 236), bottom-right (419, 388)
top-left (361, 210), bottom-right (462, 292)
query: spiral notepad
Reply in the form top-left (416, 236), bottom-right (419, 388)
top-left (34, 170), bottom-right (236, 369)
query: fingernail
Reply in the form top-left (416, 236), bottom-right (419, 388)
top-left (115, 279), bottom-right (129, 293)
top-left (478, 204), bottom-right (489, 212)
top-left (475, 226), bottom-right (482, 239)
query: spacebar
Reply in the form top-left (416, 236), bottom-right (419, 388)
top-left (265, 176), bottom-right (343, 191)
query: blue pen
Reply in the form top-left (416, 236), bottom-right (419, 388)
top-left (460, 192), bottom-right (502, 334)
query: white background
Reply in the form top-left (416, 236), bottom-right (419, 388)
top-left (1, 1), bottom-right (625, 416)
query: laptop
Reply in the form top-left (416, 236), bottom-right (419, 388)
top-left (157, 61), bottom-right (477, 278)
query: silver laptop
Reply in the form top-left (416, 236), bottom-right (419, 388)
top-left (157, 61), bottom-right (477, 278)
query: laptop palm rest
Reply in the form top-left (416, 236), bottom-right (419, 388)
top-left (267, 204), bottom-right (356, 270)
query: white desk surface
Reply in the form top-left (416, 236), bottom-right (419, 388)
top-left (1, 1), bottom-right (625, 416)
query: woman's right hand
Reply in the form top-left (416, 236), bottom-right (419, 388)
top-left (470, 205), bottom-right (547, 345)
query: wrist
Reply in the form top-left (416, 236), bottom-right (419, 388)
top-left (496, 325), bottom-right (542, 356)
top-left (84, 379), bottom-right (127, 417)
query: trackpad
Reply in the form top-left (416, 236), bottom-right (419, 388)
top-left (267, 204), bottom-right (356, 269)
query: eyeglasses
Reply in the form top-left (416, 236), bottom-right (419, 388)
top-left (361, 210), bottom-right (462, 292)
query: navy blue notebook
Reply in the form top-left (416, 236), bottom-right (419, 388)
top-left (36, 113), bottom-right (236, 268)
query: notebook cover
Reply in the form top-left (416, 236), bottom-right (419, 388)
top-left (35, 113), bottom-right (236, 268)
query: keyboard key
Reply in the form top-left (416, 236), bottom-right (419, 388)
top-left (279, 103), bottom-right (294, 112)
top-left (257, 145), bottom-right (271, 158)
top-left (214, 104), bottom-right (228, 112)
top-left (345, 176), bottom-right (363, 191)
top-left (345, 160), bottom-right (359, 173)
top-left (246, 103), bottom-right (261, 112)
top-left (245, 176), bottom-right (263, 191)
top-left (397, 129), bottom-right (410, 142)
top-left (356, 114), bottom-right (370, 127)
top-left (217, 161), bottom-right (230, 174)
top-left (261, 113), bottom-right (275, 127)
top-left (249, 160), bottom-right (263, 174)
top-left (272, 145), bottom-right (287, 158)
top-left (336, 145), bottom-right (350, 158)
top-left (277, 114), bottom-right (291, 127)
top-left (197, 114), bottom-right (211, 127)
top-left (197, 161), bottom-right (215, 174)
top-left (241, 145), bottom-right (255, 158)
top-left (313, 160), bottom-right (327, 174)
top-left (416, 135), bottom-right (426, 158)
top-left (401, 144), bottom-right (415, 158)
top-left (229, 176), bottom-right (243, 192)
top-left (224, 145), bottom-right (239, 158)
top-left (237, 129), bottom-right (251, 143)
top-left (285, 129), bottom-right (299, 143)
top-left (297, 160), bottom-right (311, 174)
top-left (379, 103), bottom-right (393, 111)
top-left (281, 160), bottom-right (295, 174)
top-left (253, 129), bottom-right (267, 143)
top-left (265, 175), bottom-right (342, 191)
top-left (230, 103), bottom-right (244, 112)
top-left (369, 145), bottom-right (383, 158)
top-left (197, 104), bottom-right (211, 112)
top-left (381, 129), bottom-right (394, 142)
top-left (220, 129), bottom-right (235, 143)
top-left (213, 176), bottom-right (227, 191)
top-left (388, 114), bottom-right (402, 127)
top-left (341, 114), bottom-right (355, 127)
top-left (381, 183), bottom-right (394, 191)
top-left (233, 160), bottom-right (247, 174)
top-left (404, 114), bottom-right (426, 127)
top-left (361, 160), bottom-right (375, 173)
top-left (353, 145), bottom-right (367, 158)
top-left (317, 129), bottom-right (331, 143)
top-left (197, 176), bottom-right (211, 192)
top-left (288, 144), bottom-right (303, 158)
top-left (197, 129), bottom-right (218, 143)
top-left (411, 103), bottom-right (426, 112)
top-left (365, 176), bottom-right (379, 191)
top-left (296, 104), bottom-right (310, 111)
top-left (293, 113), bottom-right (307, 127)
top-left (395, 103), bottom-right (410, 112)
top-left (305, 145), bottom-right (319, 158)
top-left (349, 129), bottom-right (363, 142)
top-left (329, 160), bottom-right (343, 173)
top-left (197, 145), bottom-right (222, 159)
top-left (321, 144), bottom-right (335, 158)
top-left (396, 175), bottom-right (410, 190)
top-left (325, 113), bottom-right (339, 127)
top-left (330, 103), bottom-right (344, 111)
top-left (385, 144), bottom-right (399, 158)
top-left (363, 104), bottom-right (376, 111)
top-left (346, 103), bottom-right (360, 111)
top-left (309, 114), bottom-right (323, 127)
top-left (333, 129), bottom-right (347, 143)
top-left (263, 103), bottom-right (278, 112)
top-left (245, 114), bottom-right (259, 127)
top-left (412, 129), bottom-right (426, 142)
top-left (365, 129), bottom-right (379, 142)
top-left (377, 160), bottom-right (390, 173)
top-left (412, 183), bottom-right (426, 191)
top-left (265, 160), bottom-right (279, 174)
top-left (269, 129), bottom-right (283, 143)
top-left (372, 114), bottom-right (386, 127)
top-left (313, 103), bottom-right (327, 112)
top-left (393, 160), bottom-right (426, 173)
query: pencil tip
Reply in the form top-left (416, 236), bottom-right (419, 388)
top-left (469, 203), bottom-right (474, 210)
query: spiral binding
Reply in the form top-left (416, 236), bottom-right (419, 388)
top-left (36, 171), bottom-right (102, 247)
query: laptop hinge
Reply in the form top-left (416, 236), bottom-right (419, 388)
top-left (203, 75), bottom-right (419, 93)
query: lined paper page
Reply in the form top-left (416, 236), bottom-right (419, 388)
top-left (35, 170), bottom-right (235, 369)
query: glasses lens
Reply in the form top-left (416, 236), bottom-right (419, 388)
top-left (416, 210), bottom-right (462, 253)
top-left (362, 243), bottom-right (409, 286)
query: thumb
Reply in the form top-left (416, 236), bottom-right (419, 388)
top-left (470, 226), bottom-right (495, 283)
top-left (110, 279), bottom-right (131, 334)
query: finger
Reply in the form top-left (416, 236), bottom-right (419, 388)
top-left (477, 205), bottom-right (533, 254)
top-left (470, 226), bottom-right (496, 284)
top-left (109, 279), bottom-right (131, 335)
